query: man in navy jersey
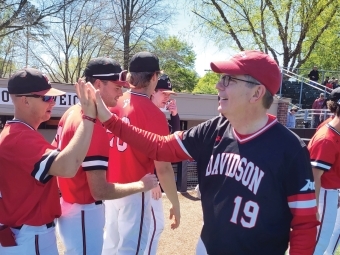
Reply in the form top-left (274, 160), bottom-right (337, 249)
top-left (84, 50), bottom-right (319, 255)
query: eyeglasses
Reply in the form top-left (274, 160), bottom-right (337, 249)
top-left (220, 75), bottom-right (260, 87)
top-left (15, 94), bottom-right (56, 102)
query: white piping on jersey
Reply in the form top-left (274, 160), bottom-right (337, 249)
top-left (174, 132), bottom-right (192, 158)
top-left (288, 199), bottom-right (316, 209)
top-left (327, 123), bottom-right (340, 136)
top-left (33, 149), bottom-right (59, 181)
top-left (311, 161), bottom-right (331, 170)
top-left (128, 90), bottom-right (150, 98)
top-left (82, 160), bottom-right (108, 168)
top-left (7, 119), bottom-right (35, 130)
top-left (232, 118), bottom-right (278, 144)
top-left (288, 199), bottom-right (317, 209)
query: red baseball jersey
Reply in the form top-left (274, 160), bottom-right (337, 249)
top-left (308, 123), bottom-right (340, 189)
top-left (0, 120), bottom-right (61, 226)
top-left (54, 104), bottom-right (109, 204)
top-left (107, 91), bottom-right (169, 183)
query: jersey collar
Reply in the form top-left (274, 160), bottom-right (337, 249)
top-left (233, 114), bottom-right (277, 144)
top-left (128, 90), bottom-right (150, 98)
top-left (7, 119), bottom-right (35, 130)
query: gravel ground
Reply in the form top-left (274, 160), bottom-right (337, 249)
top-left (57, 190), bottom-right (203, 255)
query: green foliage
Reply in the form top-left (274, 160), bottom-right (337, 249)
top-left (190, 0), bottom-right (340, 70)
top-left (192, 72), bottom-right (220, 95)
top-left (300, 15), bottom-right (340, 75)
top-left (150, 36), bottom-right (199, 92)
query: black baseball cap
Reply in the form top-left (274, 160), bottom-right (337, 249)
top-left (129, 52), bottom-right (160, 72)
top-left (8, 68), bottom-right (65, 96)
top-left (156, 74), bottom-right (176, 94)
top-left (330, 87), bottom-right (340, 104)
top-left (84, 57), bottom-right (130, 88)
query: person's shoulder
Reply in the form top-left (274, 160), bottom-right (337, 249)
top-left (271, 122), bottom-right (306, 146)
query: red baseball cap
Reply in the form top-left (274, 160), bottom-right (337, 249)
top-left (210, 50), bottom-right (281, 95)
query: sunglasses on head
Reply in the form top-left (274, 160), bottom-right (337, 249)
top-left (93, 70), bottom-right (128, 82)
top-left (15, 94), bottom-right (56, 102)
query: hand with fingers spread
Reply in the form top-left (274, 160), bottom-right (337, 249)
top-left (139, 173), bottom-right (158, 192)
top-left (74, 79), bottom-right (96, 119)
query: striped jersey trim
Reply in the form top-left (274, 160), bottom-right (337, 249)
top-left (233, 118), bottom-right (278, 144)
top-left (32, 149), bottom-right (60, 183)
top-left (287, 193), bottom-right (317, 215)
top-left (311, 160), bottom-right (332, 171)
top-left (174, 131), bottom-right (192, 158)
top-left (327, 123), bottom-right (340, 136)
top-left (82, 156), bottom-right (109, 171)
top-left (128, 90), bottom-right (149, 98)
top-left (7, 119), bottom-right (35, 130)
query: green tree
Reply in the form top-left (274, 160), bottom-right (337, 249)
top-left (190, 0), bottom-right (339, 70)
top-left (150, 36), bottom-right (199, 92)
top-left (193, 72), bottom-right (219, 94)
top-left (300, 15), bottom-right (340, 76)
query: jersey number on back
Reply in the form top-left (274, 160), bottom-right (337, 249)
top-left (108, 117), bottom-right (130, 151)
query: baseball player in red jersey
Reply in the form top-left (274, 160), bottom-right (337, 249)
top-left (54, 58), bottom-right (158, 255)
top-left (87, 50), bottom-right (318, 255)
top-left (308, 87), bottom-right (340, 255)
top-left (102, 52), bottom-right (180, 255)
top-left (0, 68), bottom-right (96, 255)
top-left (146, 74), bottom-right (180, 255)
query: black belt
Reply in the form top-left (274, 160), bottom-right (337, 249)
top-left (95, 201), bottom-right (103, 205)
top-left (12, 221), bottom-right (55, 230)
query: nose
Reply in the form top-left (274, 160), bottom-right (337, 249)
top-left (215, 79), bottom-right (225, 91)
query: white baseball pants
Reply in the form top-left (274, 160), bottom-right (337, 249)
top-left (144, 196), bottom-right (165, 255)
top-left (314, 187), bottom-right (339, 255)
top-left (0, 223), bottom-right (58, 255)
top-left (102, 191), bottom-right (151, 255)
top-left (57, 198), bottom-right (105, 255)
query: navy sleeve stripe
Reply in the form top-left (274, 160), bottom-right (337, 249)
top-left (311, 160), bottom-right (331, 171)
top-left (31, 149), bottom-right (60, 184)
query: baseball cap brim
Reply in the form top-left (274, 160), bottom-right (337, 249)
top-left (33, 88), bottom-right (66, 96)
top-left (159, 89), bottom-right (176, 94)
top-left (210, 61), bottom-right (246, 75)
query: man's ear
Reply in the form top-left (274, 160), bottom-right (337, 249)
top-left (250, 85), bottom-right (266, 103)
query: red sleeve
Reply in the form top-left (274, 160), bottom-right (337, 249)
top-left (103, 114), bottom-right (191, 162)
top-left (312, 100), bottom-right (317, 109)
top-left (289, 215), bottom-right (319, 255)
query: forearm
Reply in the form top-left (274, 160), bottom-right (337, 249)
top-left (96, 182), bottom-right (146, 200)
top-left (170, 114), bottom-right (180, 133)
top-left (156, 162), bottom-right (180, 209)
top-left (49, 120), bottom-right (94, 177)
top-left (103, 115), bottom-right (189, 162)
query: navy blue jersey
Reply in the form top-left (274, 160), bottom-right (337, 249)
top-left (103, 114), bottom-right (318, 255)
top-left (180, 116), bottom-right (316, 255)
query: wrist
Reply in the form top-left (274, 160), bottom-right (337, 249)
top-left (82, 114), bottom-right (96, 123)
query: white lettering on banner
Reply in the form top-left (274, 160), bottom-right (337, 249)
top-left (0, 88), bottom-right (78, 107)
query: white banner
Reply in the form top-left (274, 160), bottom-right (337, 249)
top-left (0, 88), bottom-right (78, 107)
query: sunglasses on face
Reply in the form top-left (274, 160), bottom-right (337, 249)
top-left (15, 94), bottom-right (56, 102)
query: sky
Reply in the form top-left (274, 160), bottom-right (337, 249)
top-left (166, 1), bottom-right (235, 77)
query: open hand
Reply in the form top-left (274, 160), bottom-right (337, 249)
top-left (74, 79), bottom-right (96, 118)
